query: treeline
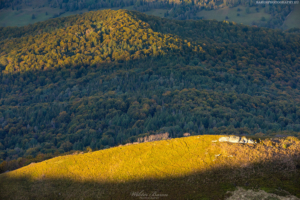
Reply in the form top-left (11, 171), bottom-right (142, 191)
top-left (0, 10), bottom-right (299, 167)
top-left (0, 0), bottom-right (22, 9)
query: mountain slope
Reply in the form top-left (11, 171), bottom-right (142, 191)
top-left (0, 135), bottom-right (300, 199)
top-left (0, 9), bottom-right (300, 170)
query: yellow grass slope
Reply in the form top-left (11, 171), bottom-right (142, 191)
top-left (1, 135), bottom-right (300, 200)
top-left (2, 135), bottom-right (223, 182)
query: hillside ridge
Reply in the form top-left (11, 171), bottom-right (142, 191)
top-left (1, 135), bottom-right (299, 199)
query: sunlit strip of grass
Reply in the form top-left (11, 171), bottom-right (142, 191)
top-left (1, 135), bottom-right (299, 185)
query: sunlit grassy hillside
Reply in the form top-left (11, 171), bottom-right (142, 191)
top-left (1, 135), bottom-right (300, 200)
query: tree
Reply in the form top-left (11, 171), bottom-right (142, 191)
top-left (57, 111), bottom-right (70, 123)
top-left (61, 141), bottom-right (73, 152)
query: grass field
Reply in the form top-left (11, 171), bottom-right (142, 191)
top-left (1, 4), bottom-right (296, 29)
top-left (0, 6), bottom-right (65, 27)
top-left (0, 3), bottom-right (299, 29)
top-left (197, 5), bottom-right (272, 26)
top-left (0, 5), bottom-right (161, 27)
top-left (0, 135), bottom-right (299, 199)
top-left (144, 9), bottom-right (168, 18)
top-left (122, 6), bottom-right (135, 11)
top-left (58, 9), bottom-right (89, 18)
top-left (281, 5), bottom-right (300, 30)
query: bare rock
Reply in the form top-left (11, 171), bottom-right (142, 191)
top-left (247, 139), bottom-right (255, 144)
top-left (219, 136), bottom-right (230, 142)
top-left (229, 136), bottom-right (240, 143)
top-left (217, 136), bottom-right (257, 144)
top-left (226, 187), bottom-right (300, 200)
top-left (239, 137), bottom-right (248, 143)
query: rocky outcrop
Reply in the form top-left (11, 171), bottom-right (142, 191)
top-left (137, 132), bottom-right (169, 143)
top-left (229, 136), bottom-right (240, 143)
top-left (239, 137), bottom-right (248, 143)
top-left (226, 187), bottom-right (300, 200)
top-left (219, 137), bottom-right (229, 142)
top-left (216, 136), bottom-right (256, 144)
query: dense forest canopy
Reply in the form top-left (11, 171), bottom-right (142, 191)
top-left (0, 9), bottom-right (300, 172)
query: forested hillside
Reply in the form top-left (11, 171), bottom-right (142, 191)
top-left (0, 9), bottom-right (300, 172)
